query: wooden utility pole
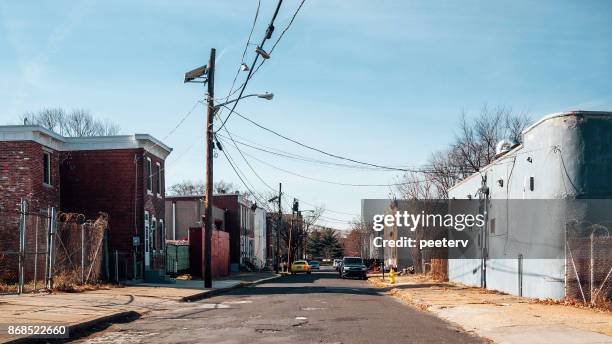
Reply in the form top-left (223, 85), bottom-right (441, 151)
top-left (204, 48), bottom-right (215, 288)
top-left (276, 183), bottom-right (282, 273)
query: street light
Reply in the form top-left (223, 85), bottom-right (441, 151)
top-left (213, 93), bottom-right (274, 114)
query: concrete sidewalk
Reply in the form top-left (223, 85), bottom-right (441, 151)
top-left (0, 272), bottom-right (278, 343)
top-left (371, 275), bottom-right (612, 344)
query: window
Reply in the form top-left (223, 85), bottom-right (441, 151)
top-left (490, 218), bottom-right (496, 234)
top-left (43, 152), bottom-right (51, 185)
top-left (159, 220), bottom-right (165, 250)
top-left (155, 162), bottom-right (162, 196)
top-left (146, 157), bottom-right (152, 193)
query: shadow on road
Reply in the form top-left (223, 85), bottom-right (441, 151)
top-left (226, 285), bottom-right (381, 297)
top-left (221, 271), bottom-right (384, 297)
top-left (273, 271), bottom-right (340, 284)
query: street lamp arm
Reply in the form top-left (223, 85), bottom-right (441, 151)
top-left (213, 93), bottom-right (273, 113)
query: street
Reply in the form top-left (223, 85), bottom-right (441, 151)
top-left (78, 267), bottom-right (484, 344)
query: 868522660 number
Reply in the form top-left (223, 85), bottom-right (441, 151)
top-left (4, 324), bottom-right (69, 338)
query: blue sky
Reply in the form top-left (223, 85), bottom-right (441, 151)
top-left (1, 1), bottom-right (611, 228)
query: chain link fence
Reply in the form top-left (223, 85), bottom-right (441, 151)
top-left (565, 221), bottom-right (611, 307)
top-left (0, 200), bottom-right (108, 294)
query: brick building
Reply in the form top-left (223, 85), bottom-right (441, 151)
top-left (0, 125), bottom-right (171, 281)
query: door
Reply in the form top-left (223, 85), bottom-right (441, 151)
top-left (144, 211), bottom-right (150, 268)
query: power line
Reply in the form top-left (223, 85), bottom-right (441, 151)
top-left (220, 105), bottom-right (423, 173)
top-left (216, 132), bottom-right (390, 171)
top-left (218, 144), bottom-right (272, 212)
top-left (227, 0), bottom-right (307, 98)
top-left (216, 0), bottom-right (261, 119)
top-left (163, 100), bottom-right (203, 140)
top-left (217, 137), bottom-right (432, 187)
top-left (217, 0), bottom-right (285, 132)
top-left (217, 128), bottom-right (277, 193)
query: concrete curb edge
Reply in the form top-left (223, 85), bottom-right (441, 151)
top-left (181, 274), bottom-right (281, 302)
top-left (5, 310), bottom-right (141, 344)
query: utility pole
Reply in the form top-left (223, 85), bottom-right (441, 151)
top-left (204, 48), bottom-right (215, 288)
top-left (288, 198), bottom-right (299, 270)
top-left (276, 183), bottom-right (282, 273)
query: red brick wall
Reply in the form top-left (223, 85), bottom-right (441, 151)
top-left (60, 148), bottom-right (166, 278)
top-left (61, 149), bottom-right (140, 257)
top-left (213, 194), bottom-right (241, 266)
top-left (0, 141), bottom-right (60, 281)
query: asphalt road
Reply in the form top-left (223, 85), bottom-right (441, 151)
top-left (78, 267), bottom-right (485, 344)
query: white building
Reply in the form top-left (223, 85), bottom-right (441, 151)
top-left (448, 111), bottom-right (612, 300)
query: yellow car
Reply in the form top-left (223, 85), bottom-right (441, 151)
top-left (291, 260), bottom-right (311, 275)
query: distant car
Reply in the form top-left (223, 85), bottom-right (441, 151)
top-left (291, 260), bottom-right (311, 275)
top-left (339, 257), bottom-right (367, 280)
top-left (333, 259), bottom-right (342, 271)
top-left (307, 261), bottom-right (320, 271)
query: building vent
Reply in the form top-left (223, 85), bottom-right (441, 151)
top-left (495, 139), bottom-right (518, 157)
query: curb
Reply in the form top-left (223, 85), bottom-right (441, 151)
top-left (181, 274), bottom-right (281, 302)
top-left (3, 274), bottom-right (281, 343)
top-left (5, 310), bottom-right (141, 344)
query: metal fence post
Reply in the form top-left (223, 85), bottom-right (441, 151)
top-left (18, 199), bottom-right (27, 294)
top-left (34, 215), bottom-right (39, 291)
top-left (46, 207), bottom-right (55, 290)
top-left (115, 249), bottom-right (119, 283)
top-left (81, 224), bottom-right (85, 284)
top-left (590, 232), bottom-right (594, 305)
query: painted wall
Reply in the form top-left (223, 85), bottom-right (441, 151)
top-left (448, 111), bottom-right (612, 299)
top-left (253, 207), bottom-right (267, 268)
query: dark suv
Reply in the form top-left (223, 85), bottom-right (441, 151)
top-left (338, 257), bottom-right (367, 280)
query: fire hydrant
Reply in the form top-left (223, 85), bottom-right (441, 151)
top-left (389, 267), bottom-right (395, 284)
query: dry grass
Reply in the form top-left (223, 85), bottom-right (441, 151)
top-left (529, 297), bottom-right (611, 312)
top-left (1, 272), bottom-right (116, 294)
top-left (52, 271), bottom-right (114, 292)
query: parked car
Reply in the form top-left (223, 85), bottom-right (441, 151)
top-left (291, 260), bottom-right (311, 275)
top-left (333, 259), bottom-right (342, 271)
top-left (338, 257), bottom-right (367, 280)
top-left (307, 260), bottom-right (320, 271)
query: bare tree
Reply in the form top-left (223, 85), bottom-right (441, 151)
top-left (214, 180), bottom-right (237, 194)
top-left (20, 108), bottom-right (120, 136)
top-left (392, 106), bottom-right (531, 273)
top-left (168, 180), bottom-right (204, 196)
top-left (168, 179), bottom-right (240, 196)
top-left (452, 106), bottom-right (530, 175)
top-left (396, 106), bottom-right (531, 200)
top-left (344, 219), bottom-right (370, 257)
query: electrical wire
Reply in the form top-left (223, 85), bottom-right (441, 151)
top-left (216, 132), bottom-right (395, 171)
top-left (217, 0), bottom-right (285, 132)
top-left (216, 0), bottom-right (261, 119)
top-left (219, 145), bottom-right (273, 212)
top-left (162, 100), bottom-right (203, 141)
top-left (221, 105), bottom-right (429, 173)
top-left (217, 136), bottom-right (432, 187)
top-left (226, 0), bottom-right (307, 98)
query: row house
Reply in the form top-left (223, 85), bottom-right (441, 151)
top-left (0, 125), bottom-right (171, 281)
top-left (165, 193), bottom-right (266, 273)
